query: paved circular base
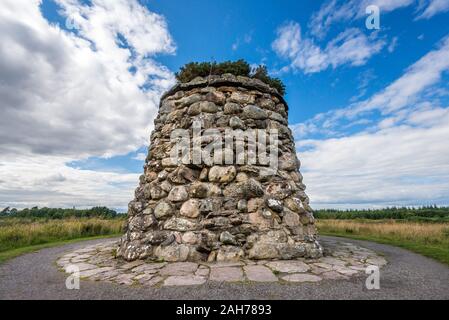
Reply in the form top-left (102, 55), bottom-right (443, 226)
top-left (56, 239), bottom-right (387, 287)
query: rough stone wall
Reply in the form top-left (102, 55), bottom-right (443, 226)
top-left (117, 74), bottom-right (323, 262)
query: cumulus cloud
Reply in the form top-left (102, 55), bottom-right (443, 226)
top-left (308, 0), bottom-right (357, 39)
top-left (132, 153), bottom-right (147, 161)
top-left (0, 0), bottom-right (176, 209)
top-left (309, 0), bottom-right (414, 38)
top-left (272, 22), bottom-right (385, 74)
top-left (416, 0), bottom-right (449, 19)
top-left (0, 0), bottom-right (175, 159)
top-left (350, 69), bottom-right (377, 102)
top-left (0, 152), bottom-right (139, 210)
top-left (300, 106), bottom-right (449, 208)
top-left (273, 0), bottom-right (438, 75)
top-left (309, 0), bottom-right (449, 38)
top-left (346, 36), bottom-right (449, 117)
top-left (292, 35), bottom-right (449, 208)
top-left (292, 35), bottom-right (449, 138)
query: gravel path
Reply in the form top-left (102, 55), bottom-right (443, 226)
top-left (1, 236), bottom-right (448, 300)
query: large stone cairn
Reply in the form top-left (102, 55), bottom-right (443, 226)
top-left (117, 74), bottom-right (323, 262)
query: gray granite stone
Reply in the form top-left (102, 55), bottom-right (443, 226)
top-left (209, 267), bottom-right (245, 282)
top-left (282, 273), bottom-right (322, 283)
top-left (163, 275), bottom-right (206, 286)
top-left (244, 265), bottom-right (278, 282)
top-left (265, 261), bottom-right (310, 273)
top-left (159, 262), bottom-right (198, 276)
top-left (79, 267), bottom-right (114, 278)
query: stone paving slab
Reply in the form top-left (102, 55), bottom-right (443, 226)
top-left (244, 265), bottom-right (278, 282)
top-left (209, 267), bottom-right (244, 282)
top-left (265, 261), bottom-right (310, 273)
top-left (56, 239), bottom-right (388, 287)
top-left (281, 274), bottom-right (323, 283)
top-left (160, 262), bottom-right (198, 276)
top-left (79, 267), bottom-right (114, 278)
top-left (164, 275), bottom-right (206, 287)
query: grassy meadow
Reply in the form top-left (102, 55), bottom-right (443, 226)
top-left (0, 207), bottom-right (126, 263)
top-left (0, 206), bottom-right (448, 266)
top-left (0, 218), bottom-right (124, 252)
top-left (317, 219), bottom-right (449, 265)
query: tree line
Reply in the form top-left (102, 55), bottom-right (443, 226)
top-left (0, 206), bottom-right (122, 219)
top-left (314, 206), bottom-right (449, 221)
top-left (2, 206), bottom-right (448, 221)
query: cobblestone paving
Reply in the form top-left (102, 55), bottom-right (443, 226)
top-left (56, 239), bottom-right (387, 287)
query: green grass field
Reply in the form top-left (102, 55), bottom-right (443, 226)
top-left (0, 234), bottom-right (121, 264)
top-left (0, 217), bottom-right (125, 264)
top-left (1, 211), bottom-right (449, 267)
top-left (317, 219), bottom-right (449, 266)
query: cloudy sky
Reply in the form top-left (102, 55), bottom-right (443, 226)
top-left (1, 0), bottom-right (449, 211)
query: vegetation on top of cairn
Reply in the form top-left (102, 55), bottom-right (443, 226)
top-left (175, 59), bottom-right (286, 96)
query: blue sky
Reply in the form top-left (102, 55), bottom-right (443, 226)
top-left (1, 0), bottom-right (449, 210)
top-left (150, 0), bottom-right (448, 124)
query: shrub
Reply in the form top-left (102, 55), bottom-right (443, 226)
top-left (175, 60), bottom-right (286, 95)
top-left (251, 65), bottom-right (286, 96)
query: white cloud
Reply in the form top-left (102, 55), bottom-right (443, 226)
top-left (274, 0), bottom-right (447, 75)
top-left (272, 22), bottom-right (385, 74)
top-left (309, 0), bottom-right (448, 38)
top-left (350, 69), bottom-right (377, 102)
top-left (232, 32), bottom-right (253, 51)
top-left (388, 36), bottom-right (399, 52)
top-left (347, 36), bottom-right (449, 117)
top-left (293, 35), bottom-right (449, 138)
top-left (132, 153), bottom-right (147, 161)
top-left (291, 36), bottom-right (449, 208)
top-left (0, 153), bottom-right (138, 210)
top-left (0, 0), bottom-right (175, 159)
top-left (309, 0), bottom-right (414, 38)
top-left (416, 0), bottom-right (449, 19)
top-left (308, 0), bottom-right (358, 39)
top-left (300, 106), bottom-right (449, 208)
top-left (272, 22), bottom-right (302, 57)
top-left (0, 0), bottom-right (176, 209)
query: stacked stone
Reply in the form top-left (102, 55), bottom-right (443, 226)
top-left (117, 74), bottom-right (323, 262)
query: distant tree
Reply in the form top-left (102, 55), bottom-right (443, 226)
top-left (0, 207), bottom-right (11, 216)
top-left (0, 207), bottom-right (121, 219)
top-left (314, 206), bottom-right (449, 222)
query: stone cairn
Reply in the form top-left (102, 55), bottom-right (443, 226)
top-left (117, 74), bottom-right (323, 262)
